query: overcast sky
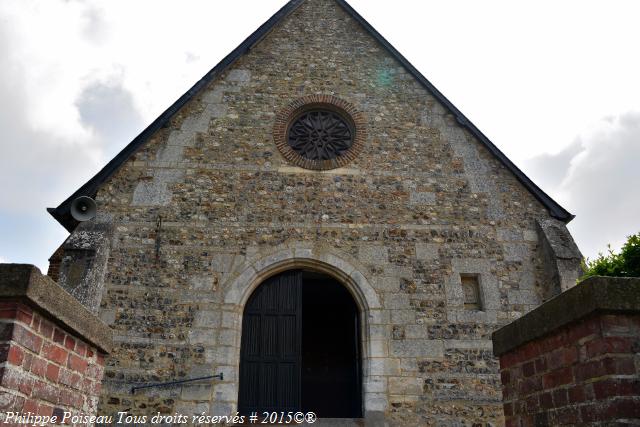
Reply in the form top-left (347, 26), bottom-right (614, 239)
top-left (1, 0), bottom-right (639, 272)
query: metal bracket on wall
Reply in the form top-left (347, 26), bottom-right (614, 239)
top-left (130, 373), bottom-right (224, 394)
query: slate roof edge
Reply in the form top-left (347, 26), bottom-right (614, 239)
top-left (49, 0), bottom-right (573, 232)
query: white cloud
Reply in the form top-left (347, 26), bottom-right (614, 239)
top-left (524, 112), bottom-right (640, 259)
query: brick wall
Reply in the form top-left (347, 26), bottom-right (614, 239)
top-left (0, 301), bottom-right (105, 418)
top-left (0, 264), bottom-right (112, 424)
top-left (493, 276), bottom-right (640, 426)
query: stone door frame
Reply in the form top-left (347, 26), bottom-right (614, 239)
top-left (221, 246), bottom-right (387, 421)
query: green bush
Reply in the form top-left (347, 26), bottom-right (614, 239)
top-left (581, 232), bottom-right (640, 281)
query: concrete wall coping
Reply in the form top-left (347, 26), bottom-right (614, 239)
top-left (0, 263), bottom-right (113, 353)
top-left (492, 276), bottom-right (640, 356)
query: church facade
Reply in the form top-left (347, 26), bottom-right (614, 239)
top-left (47, 0), bottom-right (583, 425)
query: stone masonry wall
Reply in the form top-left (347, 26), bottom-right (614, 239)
top-left (53, 0), bottom-right (580, 425)
top-left (493, 277), bottom-right (640, 426)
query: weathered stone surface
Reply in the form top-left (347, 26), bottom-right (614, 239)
top-left (536, 218), bottom-right (583, 297)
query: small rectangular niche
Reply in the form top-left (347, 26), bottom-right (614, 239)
top-left (461, 274), bottom-right (482, 311)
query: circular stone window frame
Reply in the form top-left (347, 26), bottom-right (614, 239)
top-left (273, 95), bottom-right (367, 170)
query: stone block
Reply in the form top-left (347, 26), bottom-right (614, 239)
top-left (132, 181), bottom-right (172, 206)
top-left (181, 114), bottom-right (209, 134)
top-left (371, 276), bottom-right (400, 292)
top-left (217, 328), bottom-right (237, 347)
top-left (188, 329), bottom-right (216, 345)
top-left (349, 269), bottom-right (382, 310)
top-left (404, 324), bottom-right (429, 339)
top-left (206, 346), bottom-right (238, 365)
top-left (363, 376), bottom-right (387, 394)
top-left (189, 275), bottom-right (217, 292)
top-left (363, 392), bottom-right (387, 412)
top-left (358, 245), bottom-right (389, 264)
top-left (154, 144), bottom-right (184, 163)
top-left (226, 69), bottom-right (251, 82)
top-left (443, 339), bottom-right (493, 350)
top-left (368, 309), bottom-right (390, 325)
top-left (167, 130), bottom-right (194, 147)
top-left (399, 358), bottom-right (418, 373)
top-left (523, 229), bottom-right (538, 242)
top-left (497, 228), bottom-right (522, 242)
top-left (450, 309), bottom-right (498, 324)
top-left (317, 252), bottom-right (355, 277)
top-left (504, 243), bottom-right (529, 262)
top-left (390, 309), bottom-right (416, 324)
top-left (390, 340), bottom-right (444, 358)
top-left (193, 310), bottom-right (220, 328)
top-left (202, 87), bottom-right (224, 104)
top-left (203, 103), bottom-right (228, 119)
top-left (369, 358), bottom-right (400, 376)
top-left (210, 401), bottom-right (233, 416)
top-left (187, 363), bottom-right (218, 378)
top-left (221, 311), bottom-right (240, 329)
top-left (99, 309), bottom-right (116, 325)
top-left (507, 289), bottom-right (538, 305)
top-left (383, 293), bottom-right (410, 310)
top-left (181, 384), bottom-right (212, 401)
top-left (211, 254), bottom-right (235, 273)
top-left (369, 339), bottom-right (388, 358)
top-left (389, 376), bottom-right (422, 395)
top-left (214, 382), bottom-right (238, 403)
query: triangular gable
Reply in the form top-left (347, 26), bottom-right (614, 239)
top-left (48, 0), bottom-right (573, 232)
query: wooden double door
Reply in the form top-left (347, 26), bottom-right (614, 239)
top-left (238, 270), bottom-right (362, 418)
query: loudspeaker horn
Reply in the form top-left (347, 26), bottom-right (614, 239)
top-left (70, 196), bottom-right (97, 222)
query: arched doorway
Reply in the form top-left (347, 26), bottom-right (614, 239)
top-left (237, 269), bottom-right (362, 418)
